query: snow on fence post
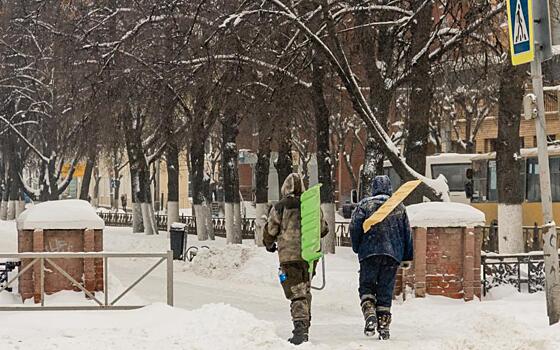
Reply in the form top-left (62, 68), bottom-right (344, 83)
top-left (396, 202), bottom-right (486, 301)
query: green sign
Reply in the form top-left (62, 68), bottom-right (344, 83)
top-left (300, 184), bottom-right (323, 274)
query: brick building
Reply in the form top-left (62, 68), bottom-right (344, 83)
top-left (454, 90), bottom-right (560, 153)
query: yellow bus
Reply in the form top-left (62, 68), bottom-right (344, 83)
top-left (471, 145), bottom-right (560, 226)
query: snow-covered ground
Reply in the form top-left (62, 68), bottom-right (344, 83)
top-left (1, 220), bottom-right (560, 349)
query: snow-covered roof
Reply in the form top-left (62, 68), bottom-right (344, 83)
top-left (17, 200), bottom-right (105, 230)
top-left (472, 144), bottom-right (560, 161)
top-left (407, 202), bottom-right (485, 228)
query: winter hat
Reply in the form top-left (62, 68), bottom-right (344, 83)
top-left (372, 175), bottom-right (393, 196)
top-left (281, 173), bottom-right (306, 197)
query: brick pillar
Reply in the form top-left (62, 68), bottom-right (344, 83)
top-left (18, 230), bottom-right (34, 301)
top-left (94, 231), bottom-right (104, 291)
top-left (462, 227), bottom-right (475, 301)
top-left (33, 229), bottom-right (44, 304)
top-left (414, 227), bottom-right (427, 297)
top-left (473, 227), bottom-right (482, 298)
top-left (83, 229), bottom-right (95, 294)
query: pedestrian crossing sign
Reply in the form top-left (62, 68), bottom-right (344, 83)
top-left (507, 0), bottom-right (534, 65)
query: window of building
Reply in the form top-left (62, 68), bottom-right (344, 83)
top-left (520, 137), bottom-right (525, 149)
top-left (533, 135), bottom-right (557, 146)
top-left (484, 139), bottom-right (497, 153)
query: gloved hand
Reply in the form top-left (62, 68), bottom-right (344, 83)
top-left (400, 261), bottom-right (412, 270)
top-left (266, 243), bottom-right (277, 253)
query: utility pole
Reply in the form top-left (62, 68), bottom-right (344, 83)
top-left (509, 0), bottom-right (560, 324)
top-left (531, 49), bottom-right (560, 325)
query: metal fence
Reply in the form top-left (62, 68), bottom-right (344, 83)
top-left (480, 253), bottom-right (557, 296)
top-left (98, 211), bottom-right (352, 247)
top-left (0, 251), bottom-right (173, 311)
top-left (480, 224), bottom-right (560, 253)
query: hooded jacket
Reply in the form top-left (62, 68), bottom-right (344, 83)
top-left (349, 175), bottom-right (413, 263)
top-left (264, 173), bottom-right (329, 263)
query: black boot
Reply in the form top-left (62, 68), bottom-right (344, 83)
top-left (364, 314), bottom-right (377, 337)
top-left (377, 312), bottom-right (392, 340)
top-left (288, 320), bottom-right (309, 345)
top-left (361, 299), bottom-right (376, 337)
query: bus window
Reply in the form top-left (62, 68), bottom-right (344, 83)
top-left (431, 164), bottom-right (470, 192)
top-left (383, 167), bottom-right (402, 190)
top-left (472, 160), bottom-right (488, 202)
top-left (528, 157), bottom-right (560, 201)
top-left (488, 160), bottom-right (497, 201)
top-left (527, 158), bottom-right (540, 202)
top-left (553, 158), bottom-right (560, 201)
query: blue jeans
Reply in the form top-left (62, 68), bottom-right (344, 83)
top-left (359, 255), bottom-right (399, 311)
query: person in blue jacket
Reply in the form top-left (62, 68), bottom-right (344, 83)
top-left (349, 175), bottom-right (413, 340)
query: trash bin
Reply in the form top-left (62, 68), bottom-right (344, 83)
top-left (170, 223), bottom-right (187, 260)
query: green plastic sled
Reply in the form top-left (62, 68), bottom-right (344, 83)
top-left (300, 184), bottom-right (323, 274)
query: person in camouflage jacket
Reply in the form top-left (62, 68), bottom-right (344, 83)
top-left (263, 173), bottom-right (329, 345)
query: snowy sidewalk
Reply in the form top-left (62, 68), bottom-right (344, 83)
top-left (1, 221), bottom-right (559, 349)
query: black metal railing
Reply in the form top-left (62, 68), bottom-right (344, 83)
top-left (97, 211), bottom-right (351, 246)
top-left (0, 261), bottom-right (20, 293)
top-left (481, 224), bottom-right (560, 253)
top-left (480, 253), bottom-right (559, 295)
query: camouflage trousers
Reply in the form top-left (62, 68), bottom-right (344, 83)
top-left (280, 261), bottom-right (313, 325)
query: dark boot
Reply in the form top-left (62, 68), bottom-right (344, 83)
top-left (361, 299), bottom-right (377, 337)
top-left (377, 312), bottom-right (392, 340)
top-left (288, 320), bottom-right (309, 345)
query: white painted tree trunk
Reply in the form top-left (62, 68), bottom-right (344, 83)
top-left (205, 205), bottom-right (215, 240)
top-left (0, 201), bottom-right (7, 220)
top-left (7, 200), bottom-right (16, 220)
top-left (15, 200), bottom-right (25, 218)
top-left (167, 201), bottom-right (180, 231)
top-left (225, 203), bottom-right (234, 244)
top-left (194, 204), bottom-right (209, 241)
top-left (141, 203), bottom-right (158, 235)
top-left (233, 202), bottom-right (242, 244)
top-left (321, 203), bottom-right (336, 254)
top-left (132, 202), bottom-right (144, 233)
top-left (498, 203), bottom-right (524, 253)
top-left (255, 203), bottom-right (268, 247)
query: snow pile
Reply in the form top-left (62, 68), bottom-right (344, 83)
top-left (0, 303), bottom-right (301, 350)
top-left (182, 245), bottom-right (257, 279)
top-left (17, 200), bottom-right (104, 230)
top-left (407, 202), bottom-right (485, 227)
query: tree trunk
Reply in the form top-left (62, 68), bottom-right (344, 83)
top-left (7, 151), bottom-right (20, 219)
top-left (222, 112), bottom-right (242, 244)
top-left (166, 142), bottom-right (180, 230)
top-left (360, 133), bottom-right (385, 199)
top-left (255, 114), bottom-right (273, 246)
top-left (124, 111), bottom-right (156, 235)
top-left (130, 168), bottom-right (144, 233)
top-left (80, 151), bottom-right (96, 201)
top-left (275, 119), bottom-right (293, 192)
top-left (137, 159), bottom-right (157, 235)
top-left (0, 180), bottom-right (8, 220)
top-left (404, 2), bottom-right (434, 204)
top-left (312, 51), bottom-right (336, 254)
top-left (497, 60), bottom-right (525, 253)
top-left (190, 135), bottom-right (210, 241)
top-left (1, 174), bottom-right (10, 220)
top-left (355, 4), bottom-right (392, 199)
top-left (0, 152), bottom-right (7, 220)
